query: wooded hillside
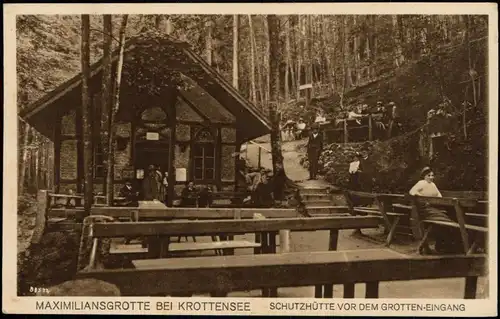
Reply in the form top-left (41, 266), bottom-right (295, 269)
top-left (17, 14), bottom-right (490, 195)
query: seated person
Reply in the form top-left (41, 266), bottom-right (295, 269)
top-left (180, 181), bottom-right (198, 207)
top-left (253, 173), bottom-right (274, 208)
top-left (409, 167), bottom-right (461, 254)
top-left (118, 180), bottom-right (139, 207)
top-left (296, 118), bottom-right (307, 139)
top-left (198, 185), bottom-right (214, 208)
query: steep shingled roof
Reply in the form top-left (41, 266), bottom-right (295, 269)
top-left (19, 31), bottom-right (271, 140)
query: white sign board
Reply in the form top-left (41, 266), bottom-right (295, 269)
top-left (176, 168), bottom-right (187, 182)
top-left (136, 169), bottom-right (144, 180)
top-left (299, 83), bottom-right (313, 90)
top-left (146, 132), bottom-right (159, 140)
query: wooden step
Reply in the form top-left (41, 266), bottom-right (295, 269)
top-left (305, 206), bottom-right (350, 215)
top-left (304, 200), bottom-right (334, 207)
top-left (301, 194), bottom-right (332, 201)
top-left (169, 241), bottom-right (261, 252)
top-left (299, 188), bottom-right (330, 195)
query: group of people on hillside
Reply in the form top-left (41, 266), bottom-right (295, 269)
top-left (281, 118), bottom-right (308, 141)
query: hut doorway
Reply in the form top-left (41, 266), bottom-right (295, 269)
top-left (134, 142), bottom-right (171, 202)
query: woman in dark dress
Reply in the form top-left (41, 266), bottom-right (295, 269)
top-left (410, 167), bottom-right (461, 254)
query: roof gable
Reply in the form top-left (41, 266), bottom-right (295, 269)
top-left (19, 31), bottom-right (270, 140)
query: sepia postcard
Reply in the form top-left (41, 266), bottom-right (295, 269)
top-left (3, 2), bottom-right (498, 316)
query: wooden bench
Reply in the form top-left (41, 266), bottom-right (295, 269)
top-left (171, 191), bottom-right (252, 207)
top-left (344, 191), bottom-right (409, 246)
top-left (375, 193), bottom-right (413, 245)
top-left (409, 195), bottom-right (488, 255)
top-left (76, 248), bottom-right (487, 298)
top-left (109, 240), bottom-right (260, 257)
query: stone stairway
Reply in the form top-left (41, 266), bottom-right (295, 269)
top-left (297, 181), bottom-right (348, 216)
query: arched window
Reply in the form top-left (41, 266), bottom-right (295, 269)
top-left (193, 128), bottom-right (216, 181)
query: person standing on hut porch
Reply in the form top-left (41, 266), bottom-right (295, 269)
top-left (307, 123), bottom-right (323, 180)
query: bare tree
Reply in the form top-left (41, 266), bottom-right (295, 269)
top-left (81, 14), bottom-right (93, 216)
top-left (232, 15), bottom-right (239, 90)
top-left (102, 15), bottom-right (113, 204)
top-left (19, 122), bottom-right (30, 194)
top-left (106, 15), bottom-right (128, 206)
top-left (267, 15), bottom-right (285, 173)
top-left (247, 15), bottom-right (258, 106)
top-left (205, 18), bottom-right (213, 66)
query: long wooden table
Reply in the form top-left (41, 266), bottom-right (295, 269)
top-left (76, 249), bottom-right (487, 298)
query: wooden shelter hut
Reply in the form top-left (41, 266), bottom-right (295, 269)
top-left (19, 32), bottom-right (271, 206)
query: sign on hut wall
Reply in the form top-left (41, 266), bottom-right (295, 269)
top-left (176, 168), bottom-right (187, 182)
top-left (146, 132), bottom-right (159, 140)
top-left (221, 145), bottom-right (236, 182)
top-left (60, 140), bottom-right (77, 180)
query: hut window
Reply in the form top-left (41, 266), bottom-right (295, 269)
top-left (94, 143), bottom-right (105, 178)
top-left (193, 128), bottom-right (215, 181)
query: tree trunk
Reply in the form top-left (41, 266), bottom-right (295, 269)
top-left (264, 16), bottom-right (271, 107)
top-left (19, 121), bottom-right (30, 195)
top-left (249, 16), bottom-right (264, 107)
top-left (248, 15), bottom-right (258, 106)
top-left (102, 14), bottom-right (113, 203)
top-left (34, 133), bottom-right (40, 191)
top-left (353, 15), bottom-right (361, 85)
top-left (106, 15), bottom-right (128, 206)
top-left (267, 15), bottom-right (285, 173)
top-left (305, 15), bottom-right (312, 106)
top-left (205, 18), bottom-right (213, 66)
top-left (321, 16), bottom-right (334, 94)
top-left (392, 15), bottom-right (405, 67)
top-left (284, 15), bottom-right (291, 105)
top-left (81, 14), bottom-right (93, 216)
top-left (232, 15), bottom-right (239, 90)
top-left (296, 15), bottom-right (303, 101)
top-left (343, 16), bottom-right (353, 92)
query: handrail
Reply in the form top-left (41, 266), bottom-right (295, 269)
top-left (248, 140), bottom-right (271, 153)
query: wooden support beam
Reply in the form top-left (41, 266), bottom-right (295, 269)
top-left (92, 216), bottom-right (382, 238)
top-left (76, 250), bottom-right (486, 296)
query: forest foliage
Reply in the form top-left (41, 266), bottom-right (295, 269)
top-left (16, 14), bottom-right (490, 195)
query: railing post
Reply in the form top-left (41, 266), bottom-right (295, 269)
top-left (368, 114), bottom-right (373, 141)
top-left (258, 147), bottom-right (262, 169)
top-left (343, 120), bottom-right (349, 144)
top-left (279, 230), bottom-right (290, 253)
